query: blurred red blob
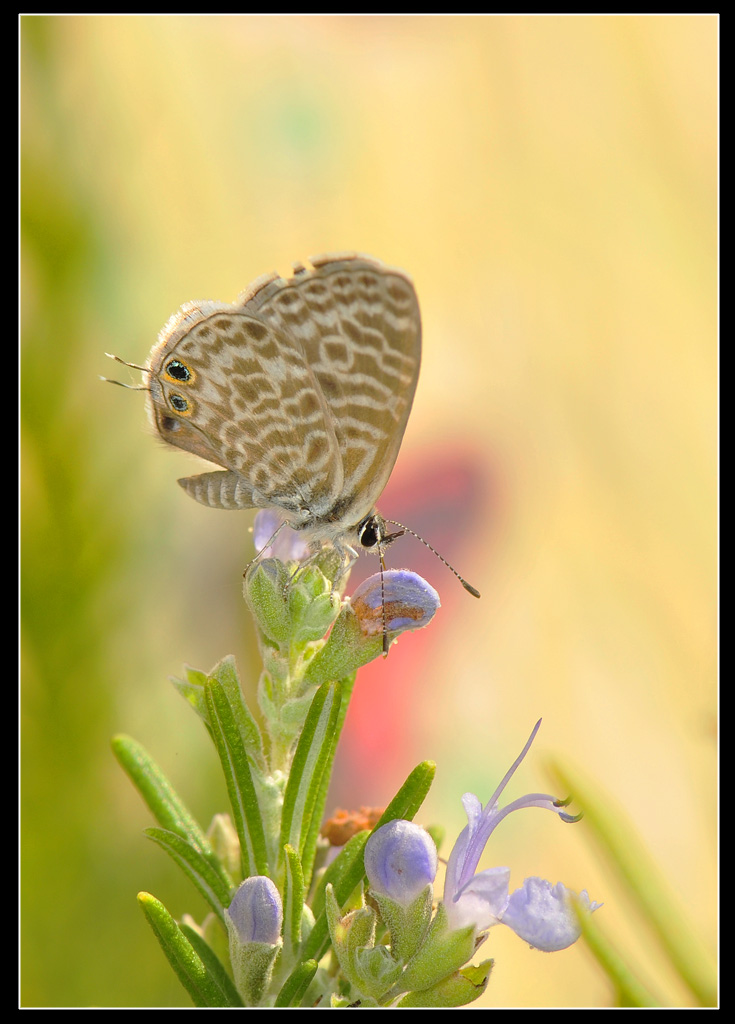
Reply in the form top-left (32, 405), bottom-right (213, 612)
top-left (329, 443), bottom-right (500, 808)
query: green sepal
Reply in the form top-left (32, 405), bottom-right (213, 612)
top-left (179, 921), bottom-right (244, 1007)
top-left (356, 946), bottom-right (403, 1002)
top-left (244, 560), bottom-right (293, 645)
top-left (137, 891), bottom-right (231, 1008)
top-left (324, 884), bottom-right (402, 1001)
top-left (227, 933), bottom-right (282, 1007)
top-left (144, 826), bottom-right (235, 926)
top-left (370, 883), bottom-right (434, 964)
top-left (111, 734), bottom-right (209, 854)
top-left (302, 605), bottom-right (385, 688)
top-left (245, 555), bottom-right (342, 651)
top-left (398, 902), bottom-right (477, 993)
top-left (325, 881), bottom-right (375, 955)
top-left (205, 677), bottom-right (269, 879)
top-left (278, 679), bottom-right (342, 881)
top-left (274, 958), bottom-right (319, 1007)
top-left (286, 564), bottom-right (341, 645)
top-left (396, 959), bottom-right (493, 1007)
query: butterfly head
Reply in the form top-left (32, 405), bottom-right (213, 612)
top-left (356, 512), bottom-right (398, 551)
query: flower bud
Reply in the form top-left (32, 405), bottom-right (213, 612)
top-left (351, 571), bottom-right (440, 638)
top-left (365, 820), bottom-right (438, 906)
top-left (226, 875), bottom-right (283, 945)
top-left (225, 876), bottom-right (283, 1005)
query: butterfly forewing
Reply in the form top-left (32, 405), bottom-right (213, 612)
top-left (145, 254), bottom-right (421, 543)
top-left (148, 303), bottom-right (343, 517)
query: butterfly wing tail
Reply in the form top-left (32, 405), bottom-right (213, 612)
top-left (178, 470), bottom-right (256, 510)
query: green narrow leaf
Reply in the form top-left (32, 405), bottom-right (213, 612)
top-left (300, 760), bottom-right (436, 965)
top-left (548, 758), bottom-right (717, 1007)
top-left (274, 959), bottom-right (319, 1007)
top-left (572, 900), bottom-right (661, 1008)
top-left (279, 680), bottom-right (342, 871)
top-left (137, 892), bottom-right (230, 1008)
top-left (112, 734), bottom-right (209, 854)
top-left (208, 656), bottom-right (266, 771)
top-left (300, 673), bottom-right (357, 887)
top-left (310, 831), bottom-right (371, 922)
top-left (179, 922), bottom-right (244, 1008)
top-left (169, 666), bottom-right (210, 724)
top-left (205, 679), bottom-right (269, 879)
top-left (375, 760), bottom-right (436, 826)
top-left (145, 827), bottom-right (235, 925)
top-left (171, 659), bottom-right (267, 774)
top-left (282, 843), bottom-right (306, 957)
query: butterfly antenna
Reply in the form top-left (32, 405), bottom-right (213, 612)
top-left (100, 353), bottom-right (151, 391)
top-left (385, 519), bottom-right (481, 598)
top-left (104, 352), bottom-right (151, 373)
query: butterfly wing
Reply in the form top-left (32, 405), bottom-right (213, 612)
top-left (147, 298), bottom-right (344, 523)
top-left (245, 254), bottom-right (422, 531)
top-left (146, 254), bottom-right (421, 536)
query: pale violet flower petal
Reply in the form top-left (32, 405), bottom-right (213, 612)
top-left (499, 877), bottom-right (599, 952)
top-left (444, 865), bottom-right (511, 932)
top-left (226, 875), bottom-right (283, 945)
top-left (444, 722), bottom-right (553, 902)
top-left (365, 820), bottom-right (438, 906)
top-left (440, 721), bottom-right (600, 950)
top-left (253, 509), bottom-right (311, 562)
top-left (351, 570), bottom-right (440, 637)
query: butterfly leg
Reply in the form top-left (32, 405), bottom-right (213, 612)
top-left (331, 542), bottom-right (359, 593)
top-left (241, 518), bottom-right (291, 576)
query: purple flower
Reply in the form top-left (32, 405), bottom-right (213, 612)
top-left (253, 509), bottom-right (311, 562)
top-left (226, 875), bottom-right (283, 945)
top-left (442, 720), bottom-right (601, 951)
top-left (500, 877), bottom-right (600, 952)
top-left (350, 570), bottom-right (440, 637)
top-left (365, 820), bottom-right (438, 906)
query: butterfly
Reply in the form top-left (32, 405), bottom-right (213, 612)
top-left (104, 253), bottom-right (478, 642)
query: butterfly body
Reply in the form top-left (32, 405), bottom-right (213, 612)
top-left (144, 255), bottom-right (422, 548)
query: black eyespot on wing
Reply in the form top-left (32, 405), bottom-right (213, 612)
top-left (170, 394), bottom-right (188, 412)
top-left (166, 360), bottom-right (192, 382)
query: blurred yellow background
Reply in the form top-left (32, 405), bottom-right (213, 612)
top-left (21, 15), bottom-right (717, 1008)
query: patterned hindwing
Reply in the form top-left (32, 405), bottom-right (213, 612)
top-left (242, 254), bottom-right (422, 530)
top-left (146, 298), bottom-right (344, 522)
